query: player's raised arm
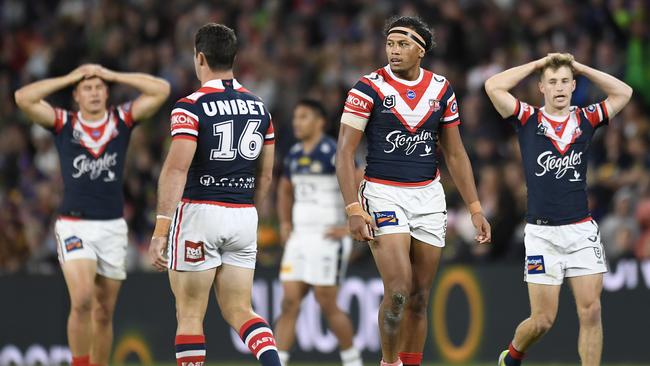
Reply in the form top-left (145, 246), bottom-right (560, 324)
top-left (572, 60), bottom-right (633, 118)
top-left (149, 139), bottom-right (197, 270)
top-left (254, 144), bottom-right (275, 212)
top-left (97, 66), bottom-right (170, 121)
top-left (14, 65), bottom-right (96, 127)
top-left (484, 57), bottom-right (547, 118)
top-left (439, 126), bottom-right (491, 244)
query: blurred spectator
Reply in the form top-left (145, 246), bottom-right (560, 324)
top-left (1, 0), bottom-right (649, 274)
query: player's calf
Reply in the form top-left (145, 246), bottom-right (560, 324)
top-left (239, 317), bottom-right (281, 366)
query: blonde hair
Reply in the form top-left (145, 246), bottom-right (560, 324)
top-left (540, 53), bottom-right (576, 79)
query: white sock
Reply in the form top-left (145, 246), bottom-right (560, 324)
top-left (278, 350), bottom-right (290, 366)
top-left (340, 346), bottom-right (363, 366)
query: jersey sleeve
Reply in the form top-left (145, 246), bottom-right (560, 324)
top-left (512, 99), bottom-right (536, 125)
top-left (51, 107), bottom-right (70, 135)
top-left (341, 79), bottom-right (376, 131)
top-left (439, 83), bottom-right (460, 128)
top-left (581, 101), bottom-right (609, 128)
top-left (264, 117), bottom-right (275, 145)
top-left (170, 100), bottom-right (200, 141)
top-left (116, 101), bottom-right (135, 128)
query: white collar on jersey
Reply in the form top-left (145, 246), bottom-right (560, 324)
top-left (384, 65), bottom-right (424, 86)
top-left (77, 111), bottom-right (108, 128)
top-left (203, 78), bottom-right (243, 89)
top-left (540, 106), bottom-right (575, 120)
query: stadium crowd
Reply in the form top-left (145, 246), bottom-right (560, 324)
top-left (1, 0), bottom-right (649, 274)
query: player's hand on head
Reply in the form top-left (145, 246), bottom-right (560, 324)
top-left (97, 66), bottom-right (118, 82)
top-left (471, 212), bottom-right (491, 244)
top-left (148, 236), bottom-right (168, 271)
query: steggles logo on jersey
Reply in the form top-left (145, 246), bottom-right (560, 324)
top-left (535, 150), bottom-right (583, 179)
top-left (383, 95), bottom-right (396, 109)
top-left (384, 129), bottom-right (435, 155)
top-left (71, 153), bottom-right (118, 180)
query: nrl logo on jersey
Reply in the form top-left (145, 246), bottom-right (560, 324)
top-left (535, 150), bottom-right (583, 180)
top-left (384, 130), bottom-right (435, 156)
top-left (71, 153), bottom-right (118, 181)
top-left (383, 95), bottom-right (396, 109)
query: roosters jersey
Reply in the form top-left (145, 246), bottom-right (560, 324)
top-left (170, 79), bottom-right (274, 206)
top-left (342, 65), bottom-right (460, 185)
top-left (283, 136), bottom-right (343, 230)
top-left (512, 99), bottom-right (609, 225)
top-left (51, 103), bottom-right (135, 219)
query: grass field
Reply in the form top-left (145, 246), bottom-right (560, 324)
top-left (152, 363), bottom-right (645, 366)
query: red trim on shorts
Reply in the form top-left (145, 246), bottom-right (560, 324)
top-left (58, 215), bottom-right (82, 221)
top-left (364, 170), bottom-right (439, 187)
top-left (173, 203), bottom-right (186, 270)
top-left (181, 198), bottom-right (254, 208)
top-left (573, 216), bottom-right (593, 224)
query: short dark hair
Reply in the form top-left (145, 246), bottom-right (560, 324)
top-left (296, 99), bottom-right (327, 121)
top-left (195, 23), bottom-right (237, 71)
top-left (384, 15), bottom-right (435, 52)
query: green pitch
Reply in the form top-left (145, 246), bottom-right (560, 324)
top-left (153, 363), bottom-right (644, 366)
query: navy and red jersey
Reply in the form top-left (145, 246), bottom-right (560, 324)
top-left (50, 102), bottom-right (136, 219)
top-left (170, 79), bottom-right (274, 206)
top-left (341, 65), bottom-right (460, 186)
top-left (512, 99), bottom-right (609, 225)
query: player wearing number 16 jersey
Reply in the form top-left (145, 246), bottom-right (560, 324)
top-left (148, 24), bottom-right (281, 366)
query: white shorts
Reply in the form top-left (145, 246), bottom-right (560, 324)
top-left (279, 231), bottom-right (352, 286)
top-left (358, 179), bottom-right (447, 247)
top-left (167, 202), bottom-right (258, 271)
top-left (524, 219), bottom-right (608, 285)
top-left (55, 217), bottom-right (128, 280)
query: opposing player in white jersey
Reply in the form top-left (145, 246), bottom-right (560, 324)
top-left (336, 16), bottom-right (491, 366)
top-left (148, 23), bottom-right (281, 366)
top-left (485, 53), bottom-right (632, 366)
top-left (14, 65), bottom-right (170, 366)
top-left (274, 99), bottom-right (362, 366)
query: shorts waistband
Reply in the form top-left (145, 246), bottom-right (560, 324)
top-left (526, 216), bottom-right (593, 226)
top-left (363, 172), bottom-right (440, 187)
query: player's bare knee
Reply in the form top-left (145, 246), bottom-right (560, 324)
top-left (70, 291), bottom-right (93, 314)
top-left (407, 289), bottom-right (430, 317)
top-left (383, 291), bottom-right (407, 331)
top-left (314, 288), bottom-right (338, 315)
top-left (577, 299), bottom-right (601, 326)
top-left (280, 296), bottom-right (302, 316)
top-left (92, 303), bottom-right (114, 326)
top-left (530, 314), bottom-right (555, 335)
